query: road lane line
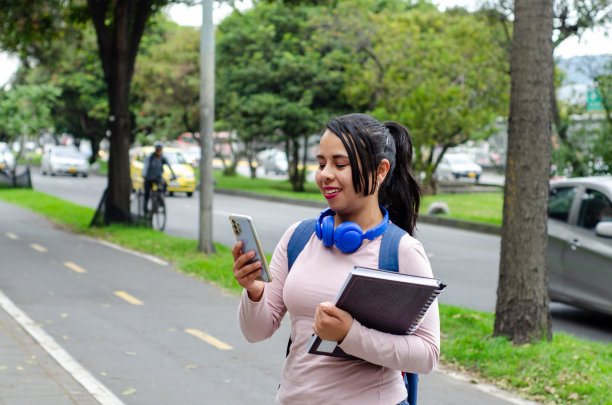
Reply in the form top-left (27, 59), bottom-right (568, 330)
top-left (30, 243), bottom-right (48, 253)
top-left (0, 290), bottom-right (125, 405)
top-left (113, 291), bottom-right (144, 306)
top-left (63, 261), bottom-right (87, 274)
top-left (184, 328), bottom-right (233, 350)
top-left (5, 232), bottom-right (18, 240)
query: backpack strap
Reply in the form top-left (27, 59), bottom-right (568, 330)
top-left (378, 222), bottom-right (407, 272)
top-left (380, 223), bottom-right (419, 405)
top-left (287, 219), bottom-right (316, 271)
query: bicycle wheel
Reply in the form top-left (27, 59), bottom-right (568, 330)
top-left (150, 193), bottom-right (167, 231)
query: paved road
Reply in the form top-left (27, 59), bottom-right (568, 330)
top-left (29, 168), bottom-right (612, 343)
top-left (0, 200), bottom-right (539, 404)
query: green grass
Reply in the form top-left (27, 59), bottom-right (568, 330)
top-left (214, 170), bottom-right (504, 225)
top-left (421, 192), bottom-right (504, 225)
top-left (1, 187), bottom-right (609, 405)
top-left (214, 170), bottom-right (323, 201)
top-left (17, 152), bottom-right (42, 166)
top-left (441, 306), bottom-right (611, 404)
top-left (97, 160), bottom-right (108, 175)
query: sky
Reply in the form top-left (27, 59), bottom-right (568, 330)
top-left (1, 0), bottom-right (610, 87)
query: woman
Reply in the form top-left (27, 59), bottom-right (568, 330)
top-left (232, 113), bottom-right (440, 405)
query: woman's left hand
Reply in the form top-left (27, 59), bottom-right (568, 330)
top-left (313, 302), bottom-right (354, 342)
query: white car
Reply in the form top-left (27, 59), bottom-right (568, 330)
top-left (258, 148), bottom-right (288, 175)
top-left (435, 153), bottom-right (482, 182)
top-left (41, 146), bottom-right (90, 177)
top-left (0, 142), bottom-right (16, 171)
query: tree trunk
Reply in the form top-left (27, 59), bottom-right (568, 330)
top-left (494, 0), bottom-right (553, 344)
top-left (105, 77), bottom-right (133, 222)
top-left (289, 137), bottom-right (304, 192)
top-left (87, 0), bottom-right (153, 224)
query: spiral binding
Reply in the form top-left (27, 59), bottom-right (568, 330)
top-left (407, 286), bottom-right (446, 334)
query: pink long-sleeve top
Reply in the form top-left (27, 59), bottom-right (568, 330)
top-left (238, 222), bottom-right (440, 405)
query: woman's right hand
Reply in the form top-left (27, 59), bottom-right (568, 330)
top-left (232, 241), bottom-right (265, 302)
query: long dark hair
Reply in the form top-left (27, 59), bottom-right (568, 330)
top-left (325, 113), bottom-right (422, 235)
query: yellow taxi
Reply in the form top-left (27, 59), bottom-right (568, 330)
top-left (130, 146), bottom-right (197, 197)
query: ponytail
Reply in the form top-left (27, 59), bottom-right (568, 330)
top-left (379, 122), bottom-right (422, 236)
top-left (325, 113), bottom-right (422, 235)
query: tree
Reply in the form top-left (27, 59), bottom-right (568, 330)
top-left (551, 57), bottom-right (612, 177)
top-left (494, 0), bottom-right (554, 344)
top-left (80, 0), bottom-right (160, 223)
top-left (484, 0), bottom-right (612, 173)
top-left (0, 0), bottom-right (193, 224)
top-left (15, 22), bottom-right (109, 164)
top-left (132, 20), bottom-right (201, 142)
top-left (215, 2), bottom-right (350, 190)
top-left (0, 84), bottom-right (61, 180)
top-left (328, 2), bottom-right (509, 193)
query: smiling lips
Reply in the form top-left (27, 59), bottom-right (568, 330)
top-left (324, 187), bottom-right (342, 200)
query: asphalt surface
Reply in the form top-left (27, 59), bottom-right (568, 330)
top-left (0, 196), bottom-right (543, 405)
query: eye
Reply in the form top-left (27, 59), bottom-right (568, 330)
top-left (336, 164), bottom-right (348, 169)
top-left (318, 163), bottom-right (326, 169)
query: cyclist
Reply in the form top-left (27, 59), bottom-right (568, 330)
top-left (142, 142), bottom-right (176, 216)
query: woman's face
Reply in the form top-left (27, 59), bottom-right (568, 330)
top-left (315, 130), bottom-right (365, 215)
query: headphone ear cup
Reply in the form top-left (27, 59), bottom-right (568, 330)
top-left (320, 215), bottom-right (335, 247)
top-left (334, 222), bottom-right (364, 253)
top-left (315, 216), bottom-right (323, 241)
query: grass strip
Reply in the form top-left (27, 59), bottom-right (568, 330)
top-left (214, 171), bottom-right (504, 225)
top-left (1, 188), bottom-right (609, 405)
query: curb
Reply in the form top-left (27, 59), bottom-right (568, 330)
top-left (214, 188), bottom-right (502, 236)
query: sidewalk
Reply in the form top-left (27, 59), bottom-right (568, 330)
top-left (0, 296), bottom-right (98, 405)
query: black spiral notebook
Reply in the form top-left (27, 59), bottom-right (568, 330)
top-left (306, 266), bottom-right (446, 358)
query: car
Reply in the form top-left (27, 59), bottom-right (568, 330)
top-left (434, 153), bottom-right (482, 182)
top-left (40, 145), bottom-right (89, 177)
top-left (181, 146), bottom-right (201, 167)
top-left (548, 176), bottom-right (612, 316)
top-left (0, 142), bottom-right (16, 171)
top-left (130, 146), bottom-right (196, 197)
top-left (258, 148), bottom-right (288, 175)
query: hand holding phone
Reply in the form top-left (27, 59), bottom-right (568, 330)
top-left (229, 214), bottom-right (272, 282)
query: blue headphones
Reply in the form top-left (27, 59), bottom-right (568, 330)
top-left (315, 206), bottom-right (389, 253)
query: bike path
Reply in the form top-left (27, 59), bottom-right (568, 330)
top-left (0, 200), bottom-right (537, 405)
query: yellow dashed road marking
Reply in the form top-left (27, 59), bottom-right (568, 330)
top-left (113, 291), bottom-right (144, 306)
top-left (5, 232), bottom-right (18, 240)
top-left (63, 261), bottom-right (87, 274)
top-left (30, 244), bottom-right (47, 253)
top-left (184, 328), bottom-right (233, 350)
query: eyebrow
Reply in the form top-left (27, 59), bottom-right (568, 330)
top-left (316, 154), bottom-right (349, 160)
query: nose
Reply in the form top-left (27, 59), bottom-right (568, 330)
top-left (317, 165), bottom-right (334, 182)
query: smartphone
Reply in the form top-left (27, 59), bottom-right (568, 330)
top-left (229, 214), bottom-right (272, 282)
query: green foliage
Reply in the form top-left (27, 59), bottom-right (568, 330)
top-left (132, 17), bottom-right (201, 141)
top-left (552, 58), bottom-right (612, 177)
top-left (215, 2), bottom-right (351, 188)
top-left (0, 0), bottom-right (67, 59)
top-left (321, 1), bottom-right (509, 189)
top-left (0, 84), bottom-right (61, 140)
top-left (16, 21), bottom-right (108, 160)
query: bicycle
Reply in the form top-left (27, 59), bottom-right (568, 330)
top-left (136, 179), bottom-right (167, 231)
top-left (148, 181), bottom-right (167, 231)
